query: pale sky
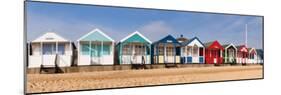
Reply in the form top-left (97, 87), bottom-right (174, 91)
top-left (26, 1), bottom-right (263, 49)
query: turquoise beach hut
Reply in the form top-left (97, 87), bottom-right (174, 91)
top-left (77, 28), bottom-right (115, 65)
top-left (116, 31), bottom-right (152, 64)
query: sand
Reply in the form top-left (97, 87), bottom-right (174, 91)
top-left (26, 65), bottom-right (263, 93)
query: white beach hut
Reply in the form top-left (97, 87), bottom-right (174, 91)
top-left (28, 32), bottom-right (74, 68)
top-left (222, 43), bottom-right (237, 63)
top-left (77, 28), bottom-right (115, 65)
top-left (179, 37), bottom-right (205, 64)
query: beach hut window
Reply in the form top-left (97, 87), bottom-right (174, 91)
top-left (250, 53), bottom-right (255, 59)
top-left (90, 44), bottom-right (101, 57)
top-left (135, 45), bottom-right (145, 55)
top-left (146, 46), bottom-right (150, 55)
top-left (186, 46), bottom-right (192, 56)
top-left (122, 45), bottom-right (130, 55)
top-left (58, 44), bottom-right (65, 55)
top-left (159, 46), bottom-right (164, 55)
top-left (176, 47), bottom-right (181, 55)
top-left (167, 47), bottom-right (174, 56)
top-left (31, 43), bottom-right (40, 55)
top-left (81, 43), bottom-right (90, 55)
top-left (102, 45), bottom-right (110, 55)
top-left (249, 53), bottom-right (252, 59)
top-left (228, 49), bottom-right (235, 58)
top-left (43, 43), bottom-right (55, 55)
top-left (181, 47), bottom-right (185, 55)
top-left (199, 47), bottom-right (203, 56)
top-left (193, 45), bottom-right (199, 57)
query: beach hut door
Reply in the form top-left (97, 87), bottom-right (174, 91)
top-left (214, 58), bottom-right (217, 63)
top-left (212, 50), bottom-right (217, 64)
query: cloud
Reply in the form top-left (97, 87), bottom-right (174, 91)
top-left (27, 12), bottom-right (92, 42)
top-left (137, 21), bottom-right (173, 42)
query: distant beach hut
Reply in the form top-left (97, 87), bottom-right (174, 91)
top-left (151, 35), bottom-right (181, 64)
top-left (236, 45), bottom-right (248, 64)
top-left (247, 48), bottom-right (258, 64)
top-left (256, 49), bottom-right (264, 64)
top-left (179, 36), bottom-right (205, 64)
top-left (222, 43), bottom-right (237, 63)
top-left (176, 35), bottom-right (188, 43)
top-left (28, 32), bottom-right (74, 68)
top-left (116, 31), bottom-right (152, 64)
top-left (204, 41), bottom-right (224, 64)
top-left (77, 29), bottom-right (115, 65)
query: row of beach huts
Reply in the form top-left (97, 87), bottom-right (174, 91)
top-left (27, 28), bottom-right (263, 69)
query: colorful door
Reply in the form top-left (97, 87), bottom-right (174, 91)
top-left (212, 50), bottom-right (218, 63)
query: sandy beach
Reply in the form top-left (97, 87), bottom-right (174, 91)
top-left (27, 65), bottom-right (263, 93)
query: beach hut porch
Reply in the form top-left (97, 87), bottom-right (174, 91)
top-left (237, 46), bottom-right (248, 64)
top-left (153, 43), bottom-right (180, 64)
top-left (119, 42), bottom-right (150, 64)
top-left (237, 52), bottom-right (248, 64)
top-left (78, 41), bottom-right (114, 65)
top-left (205, 49), bottom-right (223, 64)
top-left (29, 42), bottom-right (72, 68)
top-left (181, 45), bottom-right (204, 63)
top-left (223, 44), bottom-right (237, 63)
top-left (118, 31), bottom-right (152, 65)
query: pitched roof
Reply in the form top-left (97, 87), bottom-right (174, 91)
top-left (236, 45), bottom-right (247, 49)
top-left (203, 41), bottom-right (215, 47)
top-left (176, 35), bottom-right (188, 43)
top-left (32, 32), bottom-right (68, 43)
top-left (248, 48), bottom-right (256, 53)
top-left (120, 31), bottom-right (152, 44)
top-left (77, 28), bottom-right (114, 42)
top-left (153, 35), bottom-right (180, 45)
top-left (222, 43), bottom-right (237, 50)
top-left (236, 45), bottom-right (248, 52)
top-left (181, 37), bottom-right (204, 47)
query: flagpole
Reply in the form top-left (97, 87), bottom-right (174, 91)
top-left (245, 24), bottom-right (248, 47)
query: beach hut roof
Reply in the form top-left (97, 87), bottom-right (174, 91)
top-left (77, 28), bottom-right (114, 42)
top-left (203, 40), bottom-right (224, 49)
top-left (176, 35), bottom-right (188, 43)
top-left (248, 48), bottom-right (256, 53)
top-left (236, 45), bottom-right (247, 49)
top-left (181, 37), bottom-right (204, 47)
top-left (222, 43), bottom-right (237, 50)
top-left (120, 31), bottom-right (152, 44)
top-left (32, 32), bottom-right (68, 43)
top-left (153, 35), bottom-right (180, 45)
top-left (236, 45), bottom-right (248, 52)
top-left (203, 41), bottom-right (215, 47)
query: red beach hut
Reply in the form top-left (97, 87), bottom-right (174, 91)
top-left (204, 41), bottom-right (224, 64)
top-left (236, 45), bottom-right (248, 64)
